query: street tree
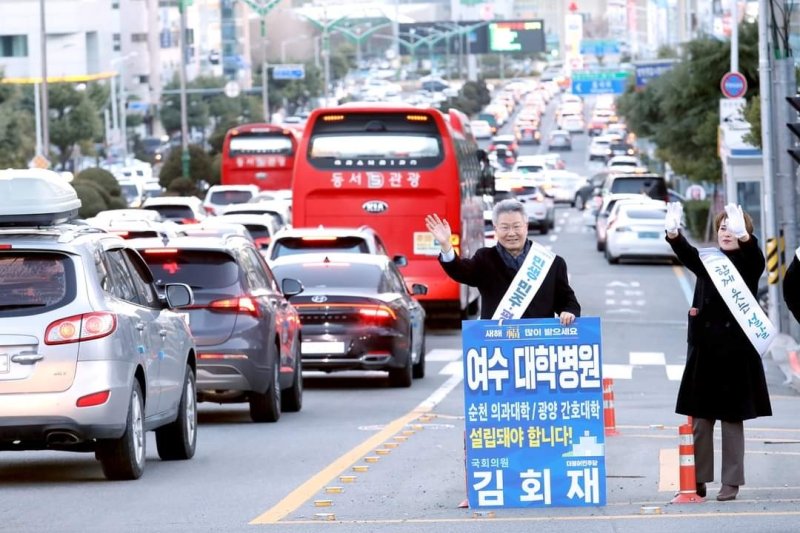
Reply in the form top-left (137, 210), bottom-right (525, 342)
top-left (48, 83), bottom-right (102, 168)
top-left (616, 22), bottom-right (759, 183)
top-left (0, 75), bottom-right (36, 167)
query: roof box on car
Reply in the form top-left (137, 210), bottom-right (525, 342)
top-left (0, 168), bottom-right (81, 226)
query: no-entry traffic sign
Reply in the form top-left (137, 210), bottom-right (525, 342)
top-left (721, 72), bottom-right (748, 99)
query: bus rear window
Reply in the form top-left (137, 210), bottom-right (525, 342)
top-left (229, 134), bottom-right (294, 156)
top-left (307, 113), bottom-right (443, 169)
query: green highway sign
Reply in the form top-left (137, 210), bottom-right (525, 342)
top-left (570, 70), bottom-right (630, 81)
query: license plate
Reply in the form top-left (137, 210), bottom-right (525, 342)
top-left (0, 354), bottom-right (8, 373)
top-left (638, 231), bottom-right (660, 239)
top-left (302, 341), bottom-right (346, 355)
top-left (413, 232), bottom-right (441, 256)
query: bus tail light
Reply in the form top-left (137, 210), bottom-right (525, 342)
top-left (208, 296), bottom-right (260, 317)
top-left (45, 312), bottom-right (117, 345)
top-left (406, 114), bottom-right (429, 122)
top-left (322, 115), bottom-right (345, 122)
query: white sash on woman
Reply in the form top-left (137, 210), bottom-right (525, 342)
top-left (698, 247), bottom-right (776, 355)
top-left (492, 240), bottom-right (556, 320)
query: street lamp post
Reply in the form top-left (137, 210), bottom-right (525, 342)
top-left (111, 52), bottom-right (138, 161)
top-left (237, 0), bottom-right (284, 122)
top-left (178, 0), bottom-right (191, 178)
top-left (39, 0), bottom-right (49, 159)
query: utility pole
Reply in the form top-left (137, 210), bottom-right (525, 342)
top-left (178, 0), bottom-right (191, 178)
top-left (237, 0), bottom-right (285, 121)
top-left (39, 0), bottom-right (49, 160)
top-left (757, 0), bottom-right (780, 327)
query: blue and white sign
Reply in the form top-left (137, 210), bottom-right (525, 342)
top-left (272, 64), bottom-right (305, 80)
top-left (579, 39), bottom-right (620, 56)
top-left (571, 78), bottom-right (626, 95)
top-left (720, 71), bottom-right (748, 99)
top-left (635, 61), bottom-right (676, 88)
top-left (463, 317), bottom-right (606, 509)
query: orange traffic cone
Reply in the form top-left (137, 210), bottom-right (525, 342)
top-left (603, 378), bottom-right (620, 436)
top-left (671, 421), bottom-right (705, 503)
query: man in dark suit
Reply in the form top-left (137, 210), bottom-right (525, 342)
top-left (425, 199), bottom-right (580, 324)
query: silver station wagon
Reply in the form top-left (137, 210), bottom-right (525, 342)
top-left (0, 170), bottom-right (197, 480)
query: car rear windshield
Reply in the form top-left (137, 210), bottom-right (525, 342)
top-left (624, 208), bottom-right (667, 219)
top-left (139, 250), bottom-right (240, 290)
top-left (272, 263), bottom-right (381, 291)
top-left (209, 190), bottom-right (254, 205)
top-left (610, 177), bottom-right (667, 199)
top-left (143, 205), bottom-right (195, 220)
top-left (244, 225), bottom-right (271, 240)
top-left (0, 253), bottom-right (75, 316)
top-left (271, 236), bottom-right (369, 258)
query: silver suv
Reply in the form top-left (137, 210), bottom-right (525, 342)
top-left (0, 169), bottom-right (197, 480)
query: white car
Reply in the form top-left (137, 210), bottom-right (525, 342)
top-left (561, 115), bottom-right (585, 134)
top-left (607, 155), bottom-right (642, 170)
top-left (202, 184), bottom-right (261, 216)
top-left (470, 120), bottom-right (494, 139)
top-left (588, 135), bottom-right (614, 162)
top-left (222, 199), bottom-right (291, 228)
top-left (541, 170), bottom-right (587, 206)
top-left (141, 196), bottom-right (207, 224)
top-left (605, 201), bottom-right (677, 264)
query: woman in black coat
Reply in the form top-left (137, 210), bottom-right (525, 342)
top-left (665, 202), bottom-right (772, 502)
top-left (783, 252), bottom-right (800, 323)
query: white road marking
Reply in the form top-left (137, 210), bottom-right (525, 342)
top-left (426, 348), bottom-right (461, 362)
top-left (605, 299), bottom-right (616, 305)
top-left (603, 364), bottom-right (634, 380)
top-left (666, 364), bottom-right (685, 381)
top-left (439, 361), bottom-right (463, 376)
top-left (630, 352), bottom-right (666, 366)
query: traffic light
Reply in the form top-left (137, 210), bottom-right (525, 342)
top-left (786, 96), bottom-right (800, 163)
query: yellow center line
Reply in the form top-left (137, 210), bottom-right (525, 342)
top-left (249, 407), bottom-right (430, 525)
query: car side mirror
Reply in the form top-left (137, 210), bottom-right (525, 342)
top-left (282, 278), bottom-right (304, 297)
top-left (411, 283), bottom-right (428, 296)
top-left (393, 254), bottom-right (408, 267)
top-left (164, 283), bottom-right (193, 308)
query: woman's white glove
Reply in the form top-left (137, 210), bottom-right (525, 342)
top-left (724, 203), bottom-right (748, 238)
top-left (664, 202), bottom-right (683, 234)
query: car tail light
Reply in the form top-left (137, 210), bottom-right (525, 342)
top-left (181, 218), bottom-right (199, 225)
top-left (198, 353), bottom-right (249, 360)
top-left (204, 206), bottom-right (216, 214)
top-left (208, 296), bottom-right (260, 317)
top-left (358, 305), bottom-right (396, 325)
top-left (45, 312), bottom-right (117, 345)
top-left (142, 248), bottom-right (179, 255)
top-left (254, 237), bottom-right (271, 249)
top-left (0, 244), bottom-right (11, 249)
top-left (76, 390), bottom-right (110, 408)
top-left (110, 231), bottom-right (130, 238)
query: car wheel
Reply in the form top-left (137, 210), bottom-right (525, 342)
top-left (249, 357), bottom-right (281, 423)
top-left (540, 224), bottom-right (549, 235)
top-left (413, 337), bottom-right (426, 380)
top-left (97, 380), bottom-right (146, 480)
top-left (605, 247), bottom-right (619, 264)
top-left (155, 365), bottom-right (197, 461)
top-left (596, 239), bottom-right (605, 252)
top-left (281, 340), bottom-right (303, 413)
top-left (389, 354), bottom-right (413, 388)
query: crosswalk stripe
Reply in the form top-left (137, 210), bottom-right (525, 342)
top-left (665, 364), bottom-right (685, 381)
top-left (630, 352), bottom-right (666, 366)
top-left (602, 364), bottom-right (634, 380)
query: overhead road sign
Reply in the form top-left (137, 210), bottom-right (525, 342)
top-left (398, 19), bottom-right (544, 56)
top-left (634, 60), bottom-right (677, 88)
top-left (720, 71), bottom-right (748, 99)
top-left (272, 64), bottom-right (305, 80)
top-left (579, 39), bottom-right (620, 56)
top-left (570, 70), bottom-right (630, 95)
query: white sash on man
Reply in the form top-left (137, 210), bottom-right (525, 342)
top-left (492, 240), bottom-right (556, 320)
top-left (698, 247), bottom-right (776, 354)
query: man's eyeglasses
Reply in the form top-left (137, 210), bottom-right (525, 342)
top-left (496, 224), bottom-right (526, 233)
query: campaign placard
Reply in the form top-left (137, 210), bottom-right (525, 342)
top-left (462, 317), bottom-right (605, 508)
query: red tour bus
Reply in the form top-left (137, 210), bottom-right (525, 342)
top-left (292, 104), bottom-right (494, 317)
top-left (221, 123), bottom-right (298, 191)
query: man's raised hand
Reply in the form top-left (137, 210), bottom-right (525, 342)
top-left (664, 202), bottom-right (683, 236)
top-left (425, 214), bottom-right (453, 253)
